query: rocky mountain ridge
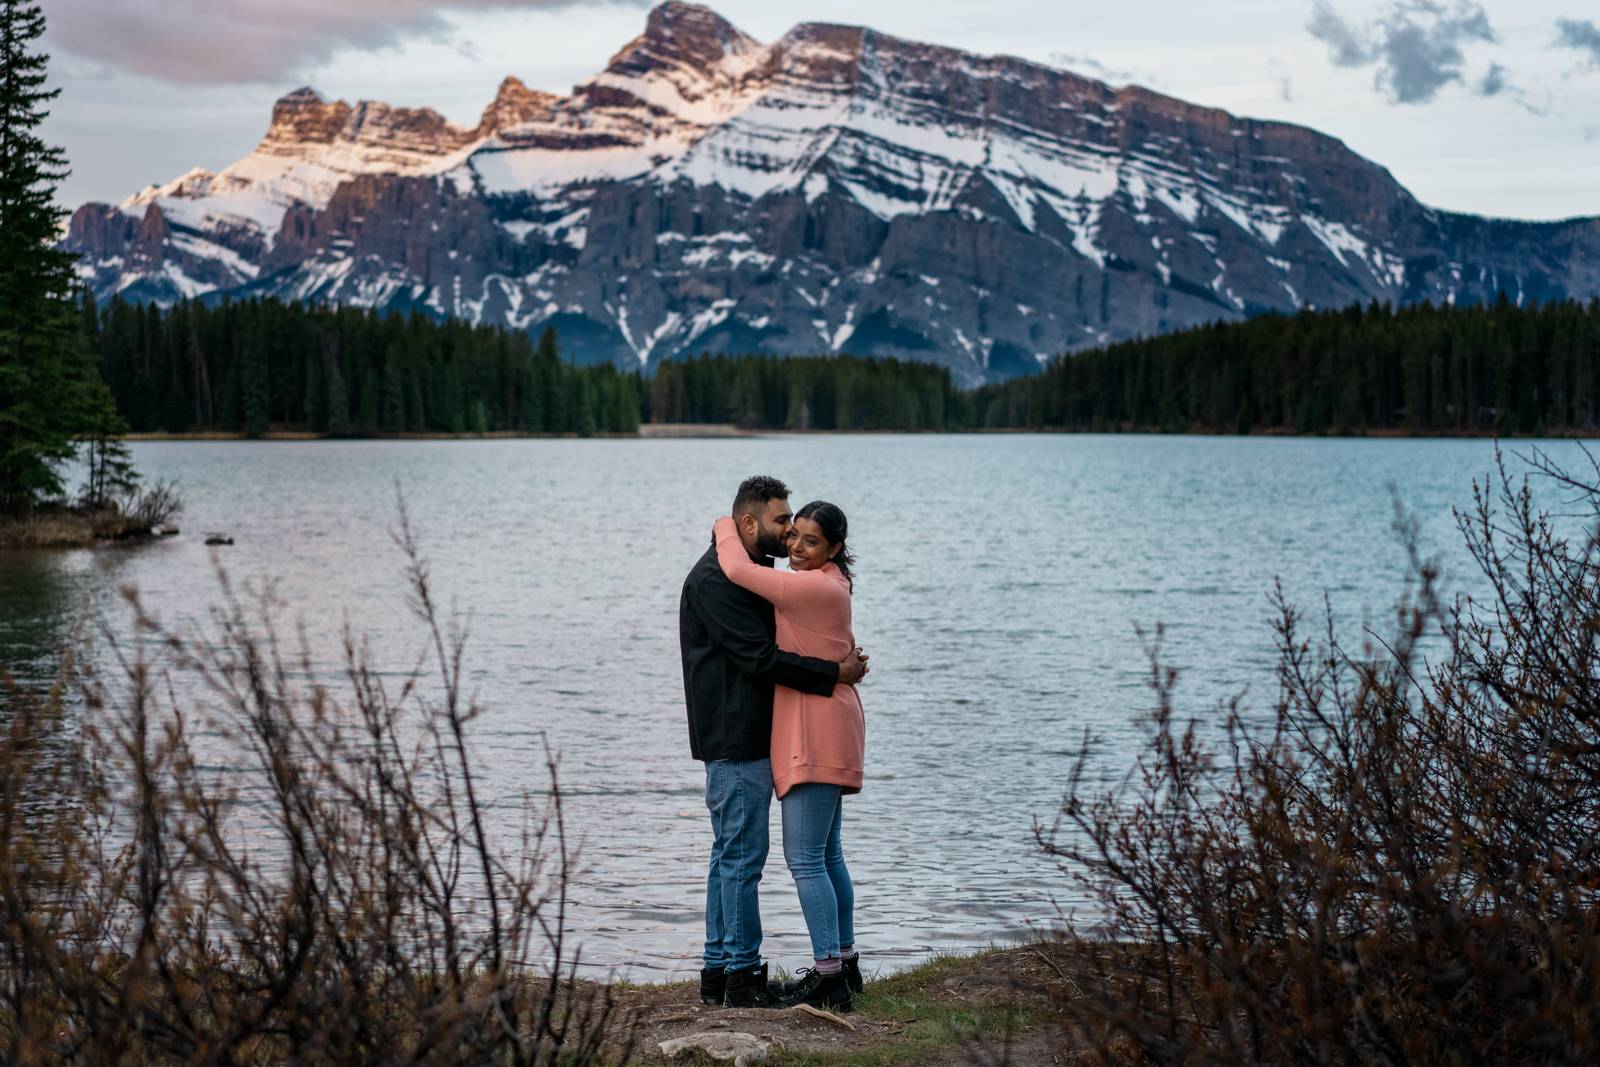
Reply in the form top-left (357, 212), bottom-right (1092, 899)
top-left (63, 1), bottom-right (1600, 383)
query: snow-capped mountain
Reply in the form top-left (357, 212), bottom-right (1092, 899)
top-left (64, 1), bottom-right (1600, 383)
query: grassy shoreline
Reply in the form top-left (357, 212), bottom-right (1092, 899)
top-left (121, 424), bottom-right (749, 441)
top-left (609, 943), bottom-right (1072, 1065)
top-left (0, 504), bottom-right (173, 549)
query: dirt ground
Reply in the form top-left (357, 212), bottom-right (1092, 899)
top-left (609, 944), bottom-right (1087, 1066)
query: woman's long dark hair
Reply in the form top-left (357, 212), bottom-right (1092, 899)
top-left (795, 500), bottom-right (854, 590)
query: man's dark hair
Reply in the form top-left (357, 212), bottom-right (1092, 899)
top-left (732, 475), bottom-right (790, 519)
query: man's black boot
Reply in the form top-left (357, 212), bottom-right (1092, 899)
top-left (699, 966), bottom-right (726, 1006)
top-left (843, 954), bottom-right (863, 995)
top-left (780, 967), bottom-right (853, 1013)
top-left (723, 962), bottom-right (782, 1008)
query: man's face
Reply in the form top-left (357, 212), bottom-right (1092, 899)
top-left (744, 497), bottom-right (794, 558)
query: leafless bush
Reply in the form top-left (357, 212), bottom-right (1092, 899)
top-left (82, 480), bottom-right (183, 540)
top-left (0, 495), bottom-right (631, 1065)
top-left (1043, 447), bottom-right (1600, 1064)
top-left (118, 479), bottom-right (183, 530)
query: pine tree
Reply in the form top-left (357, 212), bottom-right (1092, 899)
top-left (77, 377), bottom-right (136, 509)
top-left (357, 366), bottom-right (379, 432)
top-left (617, 373), bottom-right (641, 433)
top-left (0, 1), bottom-right (107, 512)
top-left (535, 328), bottom-right (565, 433)
top-left (325, 352), bottom-right (349, 436)
top-left (187, 319), bottom-right (213, 429)
top-left (573, 374), bottom-right (596, 437)
top-left (728, 362), bottom-right (760, 428)
top-left (649, 363), bottom-right (674, 424)
top-left (405, 371), bottom-right (425, 431)
top-left (241, 331), bottom-right (268, 436)
top-left (381, 365), bottom-right (404, 433)
top-left (522, 354), bottom-right (545, 432)
top-left (443, 365), bottom-right (465, 434)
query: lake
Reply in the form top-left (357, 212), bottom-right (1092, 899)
top-left (0, 433), bottom-right (1575, 978)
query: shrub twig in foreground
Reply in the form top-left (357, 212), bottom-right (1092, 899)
top-left (0, 496), bottom-right (632, 1065)
top-left (1043, 448), bottom-right (1600, 1064)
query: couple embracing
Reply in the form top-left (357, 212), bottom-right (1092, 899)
top-left (678, 475), bottom-right (870, 1013)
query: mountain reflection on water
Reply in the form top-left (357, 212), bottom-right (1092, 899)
top-left (0, 434), bottom-right (1568, 978)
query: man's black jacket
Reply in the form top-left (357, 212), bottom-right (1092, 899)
top-left (680, 541), bottom-right (839, 762)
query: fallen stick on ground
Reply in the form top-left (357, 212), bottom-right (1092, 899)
top-left (788, 1003), bottom-right (857, 1031)
top-left (1028, 947), bottom-right (1067, 981)
top-left (1028, 947), bottom-right (1086, 999)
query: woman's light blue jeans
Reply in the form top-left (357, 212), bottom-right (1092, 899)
top-left (780, 782), bottom-right (855, 961)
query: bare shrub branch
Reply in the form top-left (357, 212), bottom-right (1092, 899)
top-left (0, 496), bottom-right (633, 1066)
top-left (1042, 448), bottom-right (1600, 1064)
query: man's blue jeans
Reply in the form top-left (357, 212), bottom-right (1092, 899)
top-left (780, 782), bottom-right (855, 961)
top-left (703, 758), bottom-right (772, 972)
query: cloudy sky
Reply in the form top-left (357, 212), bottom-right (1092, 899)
top-left (40, 0), bottom-right (1600, 221)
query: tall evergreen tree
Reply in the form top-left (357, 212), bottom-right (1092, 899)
top-left (616, 374), bottom-right (641, 433)
top-left (522, 354), bottom-right (546, 432)
top-left (325, 354), bottom-right (349, 436)
top-left (77, 377), bottom-right (136, 509)
top-left (572, 374), bottom-right (596, 437)
top-left (357, 365), bottom-right (380, 432)
top-left (241, 332), bottom-right (268, 436)
top-left (381, 364), bottom-right (404, 433)
top-left (0, 0), bottom-right (104, 512)
top-left (535, 327), bottom-right (565, 433)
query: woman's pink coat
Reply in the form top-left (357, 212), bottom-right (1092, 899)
top-left (713, 517), bottom-right (865, 798)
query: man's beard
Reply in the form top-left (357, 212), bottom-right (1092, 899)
top-left (755, 526), bottom-right (789, 559)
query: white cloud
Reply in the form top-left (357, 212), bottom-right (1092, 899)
top-left (1555, 17), bottom-right (1600, 67)
top-left (1306, 0), bottom-right (1498, 103)
top-left (45, 0), bottom-right (648, 85)
top-left (1048, 53), bottom-right (1171, 89)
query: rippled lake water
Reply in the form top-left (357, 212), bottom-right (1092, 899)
top-left (0, 434), bottom-right (1579, 978)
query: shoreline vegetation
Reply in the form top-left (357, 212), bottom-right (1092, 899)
top-left (117, 423), bottom-right (748, 441)
top-left (0, 505), bottom-right (164, 549)
top-left (0, 480), bottom-right (182, 549)
top-left (116, 423), bottom-right (1600, 441)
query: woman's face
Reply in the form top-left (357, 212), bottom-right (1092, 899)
top-left (787, 516), bottom-right (839, 571)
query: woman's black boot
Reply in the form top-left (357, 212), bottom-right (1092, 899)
top-left (843, 954), bottom-right (863, 994)
top-left (780, 967), bottom-right (853, 1013)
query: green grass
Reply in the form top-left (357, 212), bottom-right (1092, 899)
top-left (765, 947), bottom-right (1054, 1067)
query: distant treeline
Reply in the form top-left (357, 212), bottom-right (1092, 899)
top-left (88, 294), bottom-right (1600, 436)
top-left (86, 295), bottom-right (643, 435)
top-left (85, 294), bottom-right (966, 435)
top-left (648, 352), bottom-right (969, 431)
top-left (973, 297), bottom-right (1600, 434)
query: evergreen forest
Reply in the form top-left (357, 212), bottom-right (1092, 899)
top-left (88, 294), bottom-right (1600, 437)
top-left (974, 296), bottom-right (1600, 434)
top-left (89, 296), bottom-right (643, 436)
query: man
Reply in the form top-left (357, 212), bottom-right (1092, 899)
top-left (680, 475), bottom-right (869, 1008)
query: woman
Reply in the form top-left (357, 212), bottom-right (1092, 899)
top-left (712, 501), bottom-right (865, 1012)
